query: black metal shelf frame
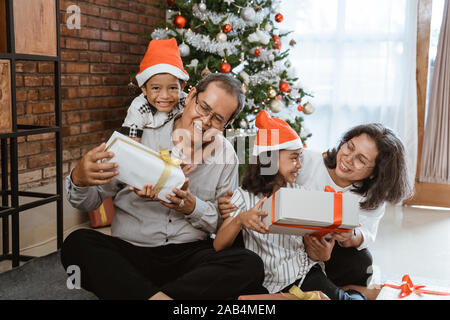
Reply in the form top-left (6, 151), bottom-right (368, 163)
top-left (0, 0), bottom-right (63, 268)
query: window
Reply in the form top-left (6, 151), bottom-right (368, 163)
top-left (282, 0), bottom-right (418, 153)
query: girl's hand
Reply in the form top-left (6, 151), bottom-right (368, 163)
top-left (218, 190), bottom-right (237, 219)
top-left (303, 234), bottom-right (336, 262)
top-left (237, 197), bottom-right (269, 234)
top-left (130, 184), bottom-right (158, 200)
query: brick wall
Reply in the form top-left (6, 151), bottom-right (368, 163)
top-left (11, 0), bottom-right (165, 189)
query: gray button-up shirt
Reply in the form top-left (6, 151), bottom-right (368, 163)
top-left (65, 118), bottom-right (239, 247)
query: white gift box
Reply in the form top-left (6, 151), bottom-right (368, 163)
top-left (261, 188), bottom-right (360, 236)
top-left (104, 131), bottom-right (186, 203)
top-left (377, 275), bottom-right (450, 300)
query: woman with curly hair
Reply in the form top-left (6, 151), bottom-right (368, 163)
top-left (218, 122), bottom-right (413, 300)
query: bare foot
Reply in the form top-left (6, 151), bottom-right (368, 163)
top-left (342, 284), bottom-right (382, 300)
top-left (148, 291), bottom-right (173, 300)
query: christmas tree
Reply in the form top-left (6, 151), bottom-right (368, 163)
top-left (148, 0), bottom-right (313, 144)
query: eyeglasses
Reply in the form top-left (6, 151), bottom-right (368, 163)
top-left (194, 94), bottom-right (228, 129)
top-left (340, 141), bottom-right (375, 170)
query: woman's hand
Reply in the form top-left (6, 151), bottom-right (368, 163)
top-left (330, 230), bottom-right (353, 243)
top-left (236, 197), bottom-right (269, 234)
top-left (161, 179), bottom-right (196, 215)
top-left (303, 234), bottom-right (336, 262)
top-left (218, 190), bottom-right (238, 219)
top-left (330, 228), bottom-right (362, 248)
top-left (130, 184), bottom-right (158, 200)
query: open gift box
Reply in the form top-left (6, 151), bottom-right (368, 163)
top-left (261, 187), bottom-right (360, 237)
top-left (238, 286), bottom-right (329, 300)
top-left (377, 275), bottom-right (450, 300)
top-left (104, 131), bottom-right (185, 203)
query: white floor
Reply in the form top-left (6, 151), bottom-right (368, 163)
top-left (1, 204), bottom-right (450, 290)
top-left (371, 204), bottom-right (450, 287)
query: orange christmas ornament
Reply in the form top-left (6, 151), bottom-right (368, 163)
top-left (174, 15), bottom-right (187, 28)
top-left (275, 13), bottom-right (284, 23)
top-left (279, 82), bottom-right (290, 92)
top-left (254, 48), bottom-right (261, 57)
top-left (223, 24), bottom-right (232, 33)
top-left (297, 105), bottom-right (304, 112)
top-left (220, 61), bottom-right (231, 73)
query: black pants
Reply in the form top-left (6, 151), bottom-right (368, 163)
top-left (282, 243), bottom-right (373, 300)
top-left (60, 229), bottom-right (266, 300)
top-left (325, 242), bottom-right (373, 287)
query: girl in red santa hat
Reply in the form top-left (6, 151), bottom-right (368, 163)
top-left (213, 110), bottom-right (373, 300)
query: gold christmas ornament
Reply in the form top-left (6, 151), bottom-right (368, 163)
top-left (241, 83), bottom-right (248, 94)
top-left (201, 66), bottom-right (212, 78)
top-left (267, 87), bottom-right (277, 98)
top-left (303, 102), bottom-right (315, 114)
top-left (269, 98), bottom-right (283, 113)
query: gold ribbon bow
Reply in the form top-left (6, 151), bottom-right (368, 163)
top-left (287, 285), bottom-right (322, 300)
top-left (158, 148), bottom-right (182, 167)
top-left (153, 148), bottom-right (182, 195)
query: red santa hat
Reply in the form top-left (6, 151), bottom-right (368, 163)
top-left (136, 38), bottom-right (189, 87)
top-left (252, 110), bottom-right (302, 156)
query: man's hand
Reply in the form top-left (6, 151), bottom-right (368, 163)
top-left (236, 197), bottom-right (269, 234)
top-left (218, 190), bottom-right (237, 219)
top-left (71, 143), bottom-right (118, 187)
top-left (161, 179), bottom-right (196, 215)
top-left (303, 234), bottom-right (336, 262)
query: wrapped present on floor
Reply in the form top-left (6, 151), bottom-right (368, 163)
top-left (238, 286), bottom-right (329, 300)
top-left (377, 275), bottom-right (450, 300)
top-left (105, 131), bottom-right (185, 203)
top-left (88, 197), bottom-right (115, 228)
top-left (261, 186), bottom-right (360, 237)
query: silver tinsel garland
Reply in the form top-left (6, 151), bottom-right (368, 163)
top-left (151, 28), bottom-right (241, 57)
top-left (191, 4), bottom-right (265, 31)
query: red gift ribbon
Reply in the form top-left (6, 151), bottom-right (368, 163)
top-left (270, 186), bottom-right (349, 236)
top-left (383, 275), bottom-right (450, 298)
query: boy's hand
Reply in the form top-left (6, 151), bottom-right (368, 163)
top-left (180, 163), bottom-right (198, 175)
top-left (218, 190), bottom-right (237, 219)
top-left (130, 184), bottom-right (158, 200)
top-left (303, 234), bottom-right (335, 262)
top-left (237, 197), bottom-right (269, 234)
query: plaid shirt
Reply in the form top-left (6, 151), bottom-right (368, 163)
top-left (120, 93), bottom-right (186, 138)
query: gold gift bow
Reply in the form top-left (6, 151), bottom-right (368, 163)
top-left (99, 203), bottom-right (108, 226)
top-left (278, 285), bottom-right (322, 300)
top-left (105, 137), bottom-right (182, 194)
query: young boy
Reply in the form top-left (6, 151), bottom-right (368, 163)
top-left (120, 38), bottom-right (189, 142)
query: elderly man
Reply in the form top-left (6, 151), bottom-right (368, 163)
top-left (61, 74), bottom-right (265, 300)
